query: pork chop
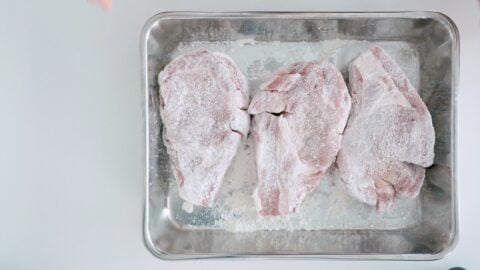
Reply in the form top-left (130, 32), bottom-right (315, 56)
top-left (249, 61), bottom-right (351, 215)
top-left (336, 46), bottom-right (435, 209)
top-left (158, 50), bottom-right (249, 207)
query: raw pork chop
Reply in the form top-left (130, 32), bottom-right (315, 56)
top-left (248, 61), bottom-right (351, 215)
top-left (336, 46), bottom-right (435, 209)
top-left (158, 50), bottom-right (249, 206)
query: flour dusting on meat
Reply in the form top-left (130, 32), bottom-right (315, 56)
top-left (336, 46), bottom-right (435, 209)
top-left (248, 61), bottom-right (351, 215)
top-left (158, 50), bottom-right (249, 206)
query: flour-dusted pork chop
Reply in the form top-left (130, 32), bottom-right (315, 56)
top-left (336, 46), bottom-right (435, 209)
top-left (158, 50), bottom-right (249, 207)
top-left (249, 61), bottom-right (351, 215)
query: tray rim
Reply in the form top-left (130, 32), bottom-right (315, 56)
top-left (140, 11), bottom-right (459, 261)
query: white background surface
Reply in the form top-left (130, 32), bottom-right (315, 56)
top-left (3, 0), bottom-right (480, 269)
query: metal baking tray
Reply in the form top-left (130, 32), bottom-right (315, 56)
top-left (141, 12), bottom-right (458, 260)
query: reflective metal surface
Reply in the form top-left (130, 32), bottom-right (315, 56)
top-left (141, 12), bottom-right (459, 260)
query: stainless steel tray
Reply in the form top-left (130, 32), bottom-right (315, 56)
top-left (141, 12), bottom-right (458, 260)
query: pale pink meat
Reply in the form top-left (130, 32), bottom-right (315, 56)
top-left (336, 46), bottom-right (435, 209)
top-left (158, 50), bottom-right (249, 207)
top-left (249, 61), bottom-right (351, 215)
